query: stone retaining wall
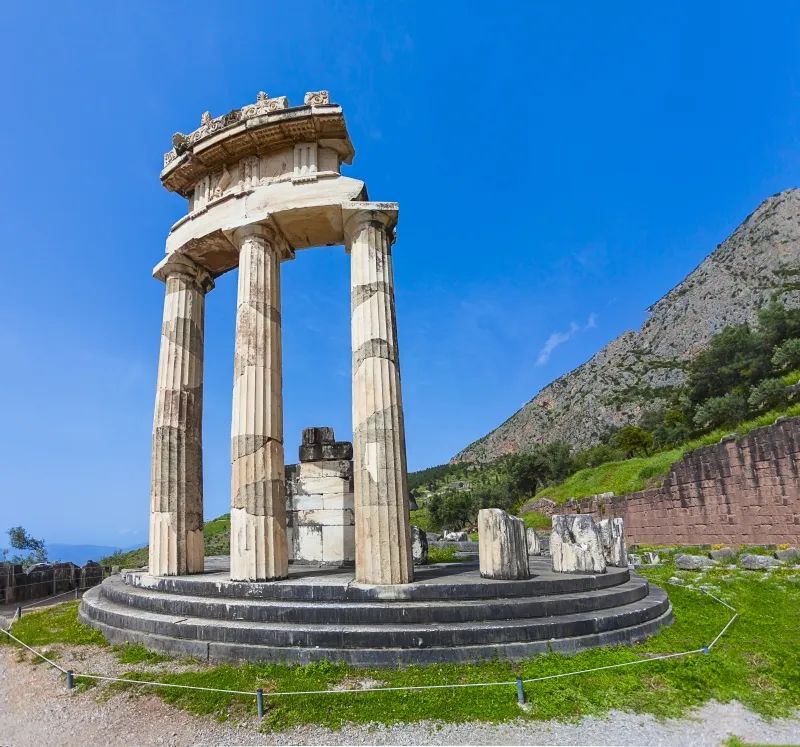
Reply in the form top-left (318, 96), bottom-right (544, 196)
top-left (565, 417), bottom-right (800, 545)
top-left (0, 561), bottom-right (103, 604)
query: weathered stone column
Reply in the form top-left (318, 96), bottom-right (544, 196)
top-left (229, 224), bottom-right (291, 581)
top-left (344, 204), bottom-right (413, 585)
top-left (149, 254), bottom-right (213, 576)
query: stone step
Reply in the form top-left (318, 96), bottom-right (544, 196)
top-left (122, 560), bottom-right (631, 602)
top-left (99, 574), bottom-right (651, 625)
top-left (81, 585), bottom-right (669, 650)
top-left (79, 594), bottom-right (673, 667)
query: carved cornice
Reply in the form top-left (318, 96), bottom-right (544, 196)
top-left (163, 90), bottom-right (332, 168)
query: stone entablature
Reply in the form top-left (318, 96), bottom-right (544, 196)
top-left (161, 90), bottom-right (354, 198)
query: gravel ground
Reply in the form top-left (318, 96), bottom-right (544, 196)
top-left (1, 647), bottom-right (798, 746)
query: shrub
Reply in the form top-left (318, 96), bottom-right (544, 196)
top-left (747, 377), bottom-right (788, 412)
top-left (693, 392), bottom-right (748, 429)
top-left (772, 338), bottom-right (800, 371)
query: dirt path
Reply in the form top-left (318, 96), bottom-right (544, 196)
top-left (1, 647), bottom-right (798, 746)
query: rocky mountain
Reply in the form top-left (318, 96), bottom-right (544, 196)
top-left (453, 189), bottom-right (800, 463)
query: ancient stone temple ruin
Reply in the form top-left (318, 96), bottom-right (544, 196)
top-left (144, 90), bottom-right (412, 586)
top-left (81, 90), bottom-right (671, 666)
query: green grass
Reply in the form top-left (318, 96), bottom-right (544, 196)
top-left (427, 545), bottom-right (459, 563)
top-left (4, 560), bottom-right (799, 730)
top-left (523, 511), bottom-right (553, 530)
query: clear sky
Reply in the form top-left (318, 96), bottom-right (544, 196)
top-left (1, 2), bottom-right (799, 547)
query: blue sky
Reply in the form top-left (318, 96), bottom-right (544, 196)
top-left (1, 2), bottom-right (799, 547)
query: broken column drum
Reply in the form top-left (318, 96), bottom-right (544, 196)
top-left (146, 90), bottom-right (413, 584)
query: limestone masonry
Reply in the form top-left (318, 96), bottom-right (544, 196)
top-left (566, 417), bottom-right (800, 545)
top-left (148, 90), bottom-right (412, 584)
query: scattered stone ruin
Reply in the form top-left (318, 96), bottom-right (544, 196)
top-left (478, 508), bottom-right (530, 580)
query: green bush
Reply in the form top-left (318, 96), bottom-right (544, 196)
top-left (747, 377), bottom-right (788, 412)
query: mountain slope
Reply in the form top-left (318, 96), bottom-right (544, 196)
top-left (453, 189), bottom-right (800, 463)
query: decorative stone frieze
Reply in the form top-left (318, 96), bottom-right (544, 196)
top-left (550, 515), bottom-right (606, 574)
top-left (478, 509), bottom-right (530, 580)
top-left (304, 90), bottom-right (330, 106)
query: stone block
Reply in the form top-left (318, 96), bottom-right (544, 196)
top-left (550, 515), bottom-right (606, 574)
top-left (526, 528), bottom-right (541, 555)
top-left (302, 426), bottom-right (335, 445)
top-left (597, 518), bottom-right (627, 567)
top-left (478, 509), bottom-right (530, 580)
top-left (739, 554), bottom-right (783, 570)
top-left (674, 554), bottom-right (717, 570)
top-left (80, 561), bottom-right (103, 589)
top-left (411, 526), bottom-right (428, 566)
top-left (775, 547), bottom-right (799, 562)
top-left (444, 531), bottom-right (468, 542)
top-left (709, 547), bottom-right (735, 562)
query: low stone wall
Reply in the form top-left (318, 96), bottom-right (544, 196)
top-left (0, 560), bottom-right (103, 604)
top-left (564, 417), bottom-right (800, 546)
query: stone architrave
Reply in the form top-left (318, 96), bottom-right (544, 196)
top-left (344, 206), bottom-right (413, 585)
top-left (478, 509), bottom-right (530, 580)
top-left (597, 518), bottom-right (627, 567)
top-left (149, 254), bottom-right (213, 576)
top-left (229, 224), bottom-right (292, 581)
top-left (550, 515), bottom-right (606, 574)
top-left (526, 528), bottom-right (541, 556)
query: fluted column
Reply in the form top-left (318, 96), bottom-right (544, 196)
top-left (149, 254), bottom-right (213, 576)
top-left (229, 224), bottom-right (292, 581)
top-left (344, 204), bottom-right (413, 585)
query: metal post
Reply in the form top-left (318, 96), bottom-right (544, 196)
top-left (516, 677), bottom-right (525, 704)
top-left (703, 646), bottom-right (710, 655)
top-left (75, 587), bottom-right (79, 600)
top-left (66, 671), bottom-right (74, 689)
top-left (256, 688), bottom-right (264, 718)
top-left (15, 606), bottom-right (21, 619)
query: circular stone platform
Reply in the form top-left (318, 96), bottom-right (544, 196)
top-left (80, 557), bottom-right (672, 667)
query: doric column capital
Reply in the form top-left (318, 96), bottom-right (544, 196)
top-left (232, 222), bottom-right (294, 260)
top-left (153, 253), bottom-right (214, 293)
top-left (342, 201), bottom-right (399, 247)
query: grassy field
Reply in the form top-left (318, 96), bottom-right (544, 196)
top-left (3, 557), bottom-right (799, 731)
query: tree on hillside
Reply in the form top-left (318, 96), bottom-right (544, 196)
top-left (5, 526), bottom-right (47, 564)
top-left (611, 425), bottom-right (654, 458)
top-left (772, 338), bottom-right (800, 373)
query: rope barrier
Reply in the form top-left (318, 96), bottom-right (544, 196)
top-left (0, 582), bottom-right (738, 709)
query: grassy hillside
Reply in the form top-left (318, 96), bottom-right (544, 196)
top-left (101, 514), bottom-right (231, 567)
top-left (534, 403), bottom-right (800, 505)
